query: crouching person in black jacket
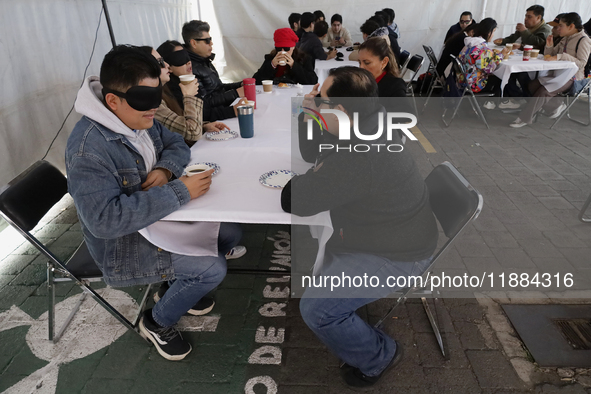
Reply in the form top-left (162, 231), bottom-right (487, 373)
top-left (282, 67), bottom-right (438, 390)
top-left (253, 28), bottom-right (318, 86)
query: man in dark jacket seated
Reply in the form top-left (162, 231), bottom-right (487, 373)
top-left (437, 22), bottom-right (477, 77)
top-left (444, 11), bottom-right (475, 44)
top-left (298, 12), bottom-right (337, 62)
top-left (182, 20), bottom-right (245, 120)
top-left (253, 28), bottom-right (318, 85)
top-left (281, 67), bottom-right (438, 390)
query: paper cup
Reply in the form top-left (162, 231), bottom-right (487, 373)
top-left (185, 163), bottom-right (211, 176)
top-left (531, 49), bottom-right (540, 59)
top-left (262, 80), bottom-right (273, 93)
top-left (247, 100), bottom-right (256, 108)
top-left (505, 43), bottom-right (513, 50)
top-left (179, 74), bottom-right (195, 85)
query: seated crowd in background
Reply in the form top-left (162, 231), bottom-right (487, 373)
top-left (63, 5), bottom-right (591, 389)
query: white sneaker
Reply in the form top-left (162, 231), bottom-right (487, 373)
top-left (225, 246), bottom-right (246, 260)
top-left (510, 118), bottom-right (528, 128)
top-left (483, 101), bottom-right (496, 110)
top-left (548, 102), bottom-right (567, 119)
top-left (498, 99), bottom-right (521, 109)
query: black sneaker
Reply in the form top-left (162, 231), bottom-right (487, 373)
top-left (153, 282), bottom-right (215, 316)
top-left (340, 340), bottom-right (404, 391)
top-left (139, 309), bottom-right (192, 361)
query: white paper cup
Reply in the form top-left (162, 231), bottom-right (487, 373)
top-left (262, 80), bottom-right (273, 93)
top-left (247, 100), bottom-right (256, 108)
top-left (185, 164), bottom-right (211, 176)
top-left (179, 74), bottom-right (195, 85)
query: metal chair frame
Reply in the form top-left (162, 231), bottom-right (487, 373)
top-left (0, 161), bottom-right (151, 343)
top-left (374, 162), bottom-right (483, 359)
top-left (402, 54), bottom-right (425, 115)
top-left (551, 78), bottom-right (591, 129)
top-left (421, 45), bottom-right (445, 111)
top-left (579, 191), bottom-right (591, 223)
top-left (441, 55), bottom-right (495, 129)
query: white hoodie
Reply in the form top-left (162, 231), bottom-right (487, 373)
top-left (463, 36), bottom-right (486, 48)
top-left (75, 76), bottom-right (157, 171)
top-left (75, 76), bottom-right (220, 257)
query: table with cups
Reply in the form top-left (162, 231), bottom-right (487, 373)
top-left (314, 47), bottom-right (359, 85)
top-left (492, 44), bottom-right (579, 96)
top-left (152, 84), bottom-right (333, 273)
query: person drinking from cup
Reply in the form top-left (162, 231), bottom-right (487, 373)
top-left (510, 12), bottom-right (591, 128)
top-left (182, 20), bottom-right (247, 120)
top-left (322, 14), bottom-right (352, 48)
top-left (253, 28), bottom-right (318, 85)
top-left (140, 43), bottom-right (228, 146)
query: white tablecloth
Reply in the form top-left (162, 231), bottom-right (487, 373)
top-left (146, 86), bottom-right (333, 274)
top-left (314, 48), bottom-right (359, 85)
top-left (492, 54), bottom-right (578, 95)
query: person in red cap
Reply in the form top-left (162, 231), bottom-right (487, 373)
top-left (252, 28), bottom-right (318, 85)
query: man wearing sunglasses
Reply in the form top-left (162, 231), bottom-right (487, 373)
top-left (444, 11), bottom-right (474, 44)
top-left (182, 20), bottom-right (244, 108)
top-left (66, 45), bottom-right (242, 361)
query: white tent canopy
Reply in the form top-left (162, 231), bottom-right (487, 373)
top-left (1, 0), bottom-right (590, 186)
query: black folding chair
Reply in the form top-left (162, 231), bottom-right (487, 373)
top-left (422, 45), bottom-right (445, 111)
top-left (551, 78), bottom-right (591, 129)
top-left (441, 55), bottom-right (495, 129)
top-left (374, 161), bottom-right (483, 358)
top-left (0, 161), bottom-right (152, 342)
top-left (399, 50), bottom-right (411, 71)
top-left (401, 54), bottom-right (425, 115)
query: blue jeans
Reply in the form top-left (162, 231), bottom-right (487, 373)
top-left (152, 223), bottom-right (241, 327)
top-left (299, 252), bottom-right (431, 376)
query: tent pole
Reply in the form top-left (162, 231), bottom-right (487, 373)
top-left (101, 0), bottom-right (117, 48)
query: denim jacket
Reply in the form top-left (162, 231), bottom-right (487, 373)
top-left (66, 115), bottom-right (191, 287)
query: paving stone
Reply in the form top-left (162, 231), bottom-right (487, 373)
top-left (503, 223), bottom-right (546, 240)
top-left (559, 248), bottom-right (591, 270)
top-left (454, 321), bottom-right (489, 350)
top-left (218, 273), bottom-right (256, 289)
top-left (542, 231), bottom-right (588, 248)
top-left (481, 231), bottom-right (520, 249)
top-left (52, 208), bottom-right (80, 225)
top-left (518, 239), bottom-right (564, 259)
top-left (491, 248), bottom-right (536, 269)
top-left (547, 181), bottom-right (581, 191)
top-left (279, 386), bottom-right (328, 394)
top-left (536, 383), bottom-right (589, 393)
top-left (92, 341), bottom-right (149, 380)
top-left (32, 223), bottom-right (71, 240)
top-left (0, 285), bottom-right (37, 310)
top-left (447, 302), bottom-right (485, 323)
top-left (528, 185), bottom-right (562, 197)
top-left (280, 348), bottom-right (328, 386)
top-left (51, 231), bottom-right (84, 249)
top-left (174, 382), bottom-right (238, 394)
top-left (212, 288), bottom-right (254, 315)
top-left (284, 316), bottom-right (324, 348)
top-left (538, 196), bottom-right (576, 210)
top-left (82, 378), bottom-right (135, 394)
top-left (455, 236), bottom-right (495, 258)
top-left (0, 341), bottom-right (49, 392)
top-left (466, 350), bottom-right (525, 390)
top-left (0, 254), bottom-right (36, 275)
top-left (415, 332), bottom-right (469, 368)
top-left (10, 264), bottom-right (46, 286)
top-left (422, 367), bottom-right (481, 393)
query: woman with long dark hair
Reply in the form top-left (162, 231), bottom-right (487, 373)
top-left (358, 37), bottom-right (405, 97)
top-left (252, 28), bottom-right (318, 85)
